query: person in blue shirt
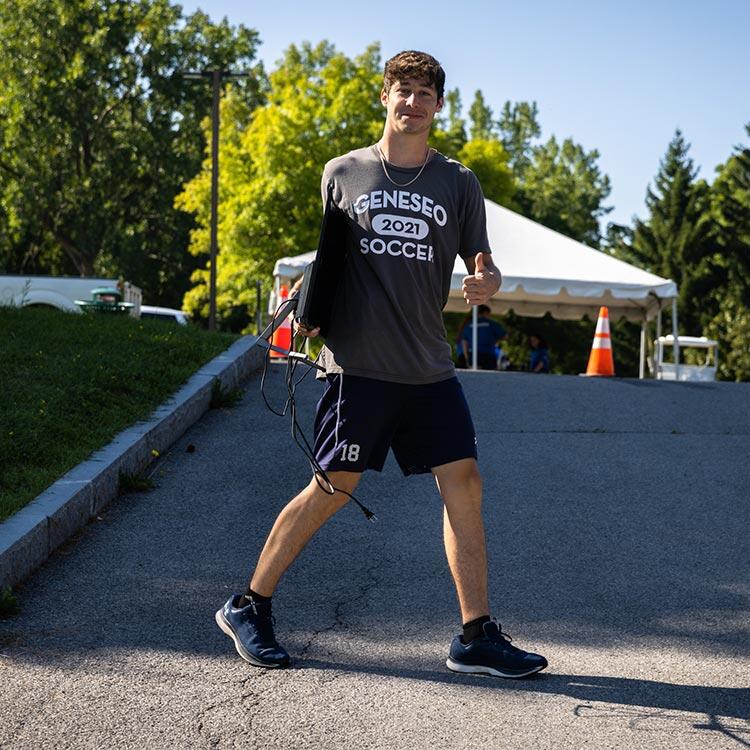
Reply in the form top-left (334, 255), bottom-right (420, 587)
top-left (529, 334), bottom-right (550, 373)
top-left (461, 305), bottom-right (507, 370)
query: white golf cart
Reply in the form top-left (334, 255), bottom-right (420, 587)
top-left (654, 335), bottom-right (719, 382)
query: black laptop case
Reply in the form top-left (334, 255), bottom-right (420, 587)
top-left (295, 184), bottom-right (350, 338)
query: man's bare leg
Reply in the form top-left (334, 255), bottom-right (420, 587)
top-left (436, 457), bottom-right (548, 676)
top-left (432, 458), bottom-right (489, 623)
top-left (249, 470), bottom-right (361, 596)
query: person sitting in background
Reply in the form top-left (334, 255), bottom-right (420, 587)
top-left (461, 305), bottom-right (507, 370)
top-left (529, 334), bottom-right (550, 373)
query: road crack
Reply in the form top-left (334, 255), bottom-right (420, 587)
top-left (196, 671), bottom-right (274, 749)
top-left (299, 561), bottom-right (383, 661)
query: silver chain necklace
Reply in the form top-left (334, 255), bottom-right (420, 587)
top-left (377, 144), bottom-right (432, 187)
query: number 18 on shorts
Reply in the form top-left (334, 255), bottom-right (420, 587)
top-left (312, 374), bottom-right (477, 476)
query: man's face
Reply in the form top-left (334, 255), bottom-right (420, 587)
top-left (380, 77), bottom-right (443, 136)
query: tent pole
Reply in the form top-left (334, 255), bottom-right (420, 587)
top-left (654, 305), bottom-right (663, 379)
top-left (672, 298), bottom-right (680, 380)
top-left (472, 305), bottom-right (478, 371)
top-left (656, 305), bottom-right (662, 354)
top-left (639, 321), bottom-right (646, 379)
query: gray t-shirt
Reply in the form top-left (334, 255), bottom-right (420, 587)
top-left (318, 144), bottom-right (491, 384)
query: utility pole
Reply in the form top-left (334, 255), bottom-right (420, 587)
top-left (255, 279), bottom-right (263, 334)
top-left (181, 69), bottom-right (248, 331)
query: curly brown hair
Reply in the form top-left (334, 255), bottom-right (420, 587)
top-left (382, 50), bottom-right (445, 100)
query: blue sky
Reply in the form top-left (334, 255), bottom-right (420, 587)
top-left (180, 0), bottom-right (749, 229)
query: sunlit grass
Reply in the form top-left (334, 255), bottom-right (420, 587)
top-left (0, 306), bottom-right (239, 522)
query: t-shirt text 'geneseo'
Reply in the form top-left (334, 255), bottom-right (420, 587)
top-left (352, 189), bottom-right (448, 263)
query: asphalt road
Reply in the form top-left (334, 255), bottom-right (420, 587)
top-left (1, 365), bottom-right (748, 749)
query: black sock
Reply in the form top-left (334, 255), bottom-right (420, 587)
top-left (238, 588), bottom-right (272, 608)
top-left (461, 615), bottom-right (491, 644)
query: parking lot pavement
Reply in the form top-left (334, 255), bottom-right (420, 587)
top-left (1, 367), bottom-right (748, 749)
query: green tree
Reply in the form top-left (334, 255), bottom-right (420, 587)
top-left (468, 90), bottom-right (494, 141)
top-left (704, 124), bottom-right (750, 380)
top-left (431, 88), bottom-right (467, 159)
top-left (498, 101), bottom-right (541, 174)
top-left (496, 101), bottom-right (611, 246)
top-left (705, 295), bottom-right (750, 381)
top-left (614, 130), bottom-right (715, 334)
top-left (176, 47), bottom-right (518, 328)
top-left (519, 135), bottom-right (612, 247)
top-left (495, 99), bottom-right (620, 372)
top-left (0, 0), bottom-right (262, 308)
top-left (456, 140), bottom-right (514, 205)
top-left (176, 42), bottom-right (383, 327)
top-left (710, 124), bottom-right (750, 295)
top-left (432, 90), bottom-right (514, 206)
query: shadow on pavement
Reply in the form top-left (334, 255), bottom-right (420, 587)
top-left (298, 659), bottom-right (750, 741)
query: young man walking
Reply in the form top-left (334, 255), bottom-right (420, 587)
top-left (216, 50), bottom-right (548, 679)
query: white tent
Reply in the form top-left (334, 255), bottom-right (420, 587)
top-left (273, 200), bottom-right (679, 377)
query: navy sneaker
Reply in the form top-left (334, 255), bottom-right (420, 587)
top-left (446, 620), bottom-right (547, 678)
top-left (215, 594), bottom-right (290, 668)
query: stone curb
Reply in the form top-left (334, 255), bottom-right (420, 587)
top-left (0, 335), bottom-right (266, 590)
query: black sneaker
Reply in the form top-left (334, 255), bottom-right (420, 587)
top-left (446, 620), bottom-right (547, 678)
top-left (215, 594), bottom-right (290, 668)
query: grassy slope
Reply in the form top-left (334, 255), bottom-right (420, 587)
top-left (0, 306), bottom-right (239, 522)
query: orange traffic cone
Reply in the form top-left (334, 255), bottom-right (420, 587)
top-left (270, 284), bottom-right (291, 358)
top-left (585, 306), bottom-right (615, 376)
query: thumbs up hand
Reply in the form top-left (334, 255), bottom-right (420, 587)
top-left (462, 252), bottom-right (501, 305)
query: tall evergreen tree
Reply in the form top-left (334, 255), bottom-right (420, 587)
top-left (616, 130), bottom-right (715, 333)
top-left (704, 124), bottom-right (750, 380)
top-left (711, 124), bottom-right (750, 292)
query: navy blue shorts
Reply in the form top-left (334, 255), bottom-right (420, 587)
top-left (313, 374), bottom-right (477, 476)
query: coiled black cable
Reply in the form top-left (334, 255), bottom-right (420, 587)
top-left (259, 300), bottom-right (376, 521)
